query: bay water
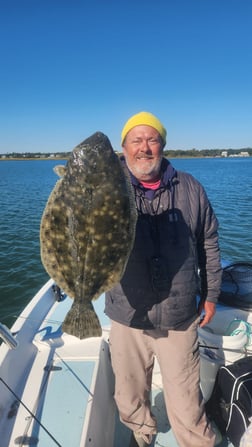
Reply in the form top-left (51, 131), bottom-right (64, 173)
top-left (0, 157), bottom-right (251, 329)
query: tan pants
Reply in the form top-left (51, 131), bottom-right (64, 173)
top-left (109, 319), bottom-right (215, 447)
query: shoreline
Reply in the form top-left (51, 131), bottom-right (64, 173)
top-left (0, 157), bottom-right (69, 161)
top-left (0, 155), bottom-right (251, 162)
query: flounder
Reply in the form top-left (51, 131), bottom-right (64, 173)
top-left (40, 132), bottom-right (137, 339)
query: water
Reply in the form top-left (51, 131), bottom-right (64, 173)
top-left (0, 157), bottom-right (251, 328)
top-left (0, 160), bottom-right (66, 327)
top-left (171, 157), bottom-right (252, 261)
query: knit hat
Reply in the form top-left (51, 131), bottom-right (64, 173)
top-left (121, 111), bottom-right (167, 145)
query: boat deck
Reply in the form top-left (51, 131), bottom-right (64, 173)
top-left (0, 281), bottom-right (235, 446)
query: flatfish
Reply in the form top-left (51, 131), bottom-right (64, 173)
top-left (40, 132), bottom-right (137, 339)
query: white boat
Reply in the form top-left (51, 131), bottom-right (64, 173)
top-left (0, 268), bottom-right (252, 447)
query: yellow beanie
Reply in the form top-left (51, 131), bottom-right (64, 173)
top-left (121, 111), bottom-right (167, 145)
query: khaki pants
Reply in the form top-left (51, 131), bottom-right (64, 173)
top-left (109, 319), bottom-right (215, 447)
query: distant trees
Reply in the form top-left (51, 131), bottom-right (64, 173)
top-left (0, 152), bottom-right (70, 160)
top-left (163, 148), bottom-right (252, 158)
top-left (1, 148), bottom-right (252, 160)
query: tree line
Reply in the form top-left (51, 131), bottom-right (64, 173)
top-left (163, 148), bottom-right (252, 158)
top-left (1, 148), bottom-right (252, 160)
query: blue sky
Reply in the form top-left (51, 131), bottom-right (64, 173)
top-left (0, 0), bottom-right (251, 153)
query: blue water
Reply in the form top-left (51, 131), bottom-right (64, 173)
top-left (0, 157), bottom-right (251, 328)
top-left (0, 160), bottom-right (65, 327)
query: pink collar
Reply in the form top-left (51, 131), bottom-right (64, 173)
top-left (140, 179), bottom-right (161, 190)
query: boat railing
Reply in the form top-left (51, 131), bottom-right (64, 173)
top-left (0, 322), bottom-right (18, 349)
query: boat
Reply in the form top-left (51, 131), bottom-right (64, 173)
top-left (1, 263), bottom-right (252, 447)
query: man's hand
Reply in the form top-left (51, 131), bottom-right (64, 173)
top-left (198, 300), bottom-right (216, 328)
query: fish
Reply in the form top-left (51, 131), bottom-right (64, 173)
top-left (40, 132), bottom-right (137, 339)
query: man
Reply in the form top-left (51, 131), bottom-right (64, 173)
top-left (105, 111), bottom-right (222, 447)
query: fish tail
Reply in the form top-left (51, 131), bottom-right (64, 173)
top-left (62, 301), bottom-right (102, 339)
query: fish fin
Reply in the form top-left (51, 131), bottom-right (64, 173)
top-left (53, 165), bottom-right (66, 177)
top-left (62, 301), bottom-right (102, 339)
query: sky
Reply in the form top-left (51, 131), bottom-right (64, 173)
top-left (0, 0), bottom-right (251, 153)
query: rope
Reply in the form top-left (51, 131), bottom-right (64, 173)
top-left (0, 377), bottom-right (62, 447)
top-left (224, 319), bottom-right (252, 347)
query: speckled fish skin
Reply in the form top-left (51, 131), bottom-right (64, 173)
top-left (40, 132), bottom-right (137, 339)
